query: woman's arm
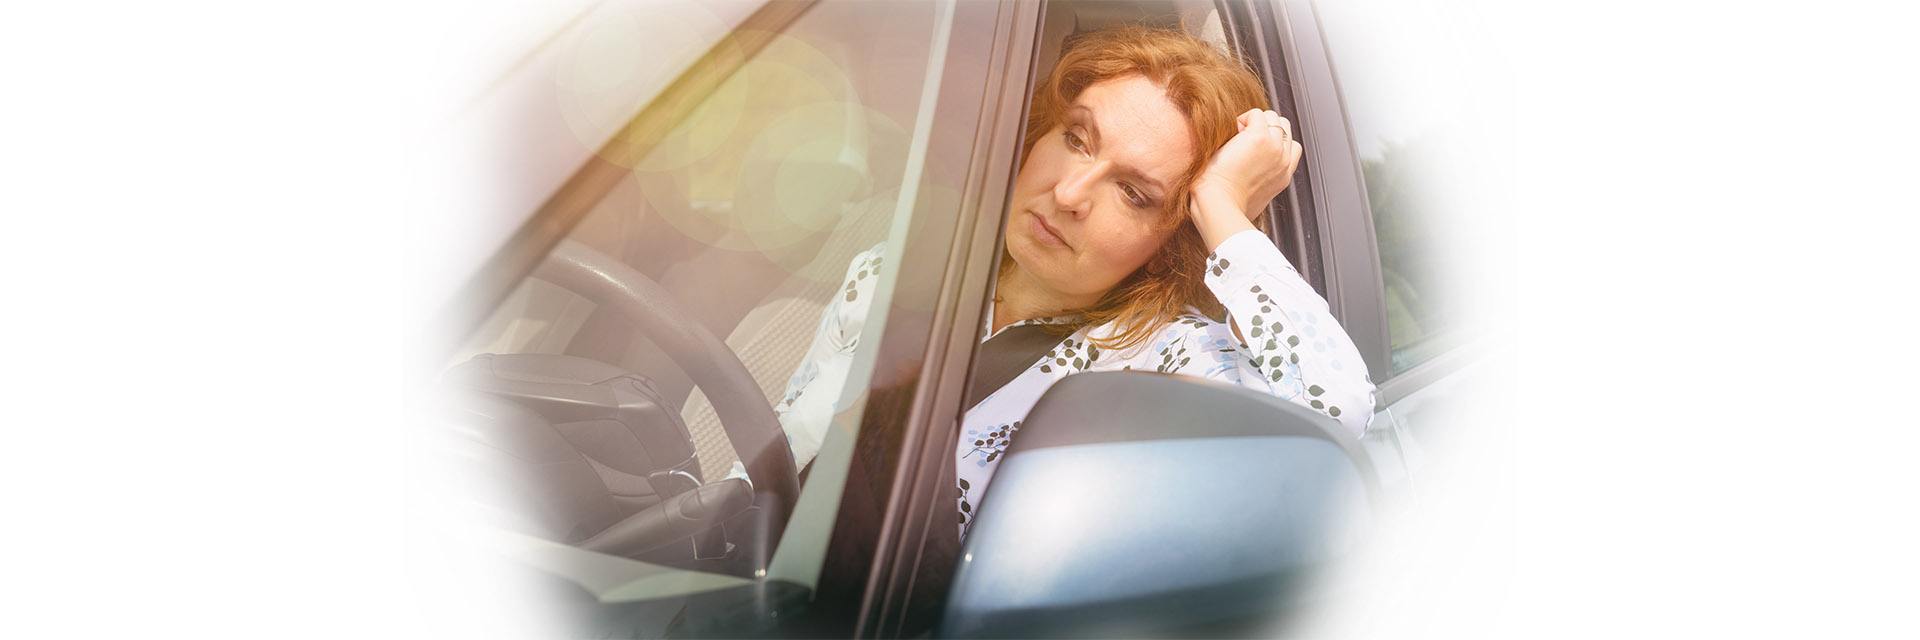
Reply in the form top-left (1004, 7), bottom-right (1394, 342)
top-left (1189, 230), bottom-right (1375, 435)
top-left (774, 244), bottom-right (884, 468)
top-left (1189, 108), bottom-right (1303, 252)
top-left (1176, 109), bottom-right (1373, 435)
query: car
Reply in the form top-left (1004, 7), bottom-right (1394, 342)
top-left (429, 0), bottom-right (1493, 636)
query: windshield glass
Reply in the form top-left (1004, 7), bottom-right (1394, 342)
top-left (439, 0), bottom-right (954, 629)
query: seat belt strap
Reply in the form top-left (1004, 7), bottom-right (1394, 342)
top-left (963, 323), bottom-right (1064, 411)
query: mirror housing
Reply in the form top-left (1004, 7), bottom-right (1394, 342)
top-left (941, 371), bottom-right (1374, 637)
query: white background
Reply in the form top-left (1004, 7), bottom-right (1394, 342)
top-left (2, 0), bottom-right (1915, 637)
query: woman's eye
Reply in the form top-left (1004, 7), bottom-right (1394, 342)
top-left (1063, 130), bottom-right (1086, 152)
top-left (1120, 183), bottom-right (1146, 207)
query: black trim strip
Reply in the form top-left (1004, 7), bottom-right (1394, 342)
top-left (802, 2), bottom-right (1028, 637)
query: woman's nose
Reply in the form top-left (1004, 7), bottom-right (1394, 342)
top-left (1052, 163), bottom-right (1099, 218)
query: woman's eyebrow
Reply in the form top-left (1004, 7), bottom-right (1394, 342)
top-left (1068, 104), bottom-right (1170, 199)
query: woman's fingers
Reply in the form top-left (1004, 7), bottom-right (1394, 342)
top-left (1237, 108), bottom-right (1263, 133)
top-left (1195, 108), bottom-right (1303, 223)
top-left (1254, 111), bottom-right (1295, 171)
top-left (1239, 110), bottom-right (1293, 152)
top-left (1265, 111), bottom-right (1300, 175)
top-left (1247, 111), bottom-right (1299, 216)
top-left (1266, 110), bottom-right (1291, 140)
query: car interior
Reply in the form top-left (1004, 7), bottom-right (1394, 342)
top-left (444, 0), bottom-right (939, 577)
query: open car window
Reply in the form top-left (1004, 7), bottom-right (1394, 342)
top-left (1312, 0), bottom-right (1473, 374)
top-left (441, 0), bottom-right (954, 617)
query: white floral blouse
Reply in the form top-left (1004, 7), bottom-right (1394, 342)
top-left (772, 230), bottom-right (1375, 540)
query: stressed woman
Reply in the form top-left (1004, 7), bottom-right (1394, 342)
top-left (772, 25), bottom-right (1375, 539)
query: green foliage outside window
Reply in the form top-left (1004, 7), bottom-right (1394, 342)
top-left (1361, 135), bottom-right (1461, 373)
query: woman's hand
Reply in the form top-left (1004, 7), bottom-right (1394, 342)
top-left (1188, 109), bottom-right (1304, 251)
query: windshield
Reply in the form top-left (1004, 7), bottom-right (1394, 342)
top-left (437, 0), bottom-right (955, 630)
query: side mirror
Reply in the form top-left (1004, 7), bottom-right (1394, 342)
top-left (941, 371), bottom-right (1374, 638)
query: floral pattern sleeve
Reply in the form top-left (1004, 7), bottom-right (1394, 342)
top-left (772, 244), bottom-right (884, 468)
top-left (1180, 230), bottom-right (1376, 436)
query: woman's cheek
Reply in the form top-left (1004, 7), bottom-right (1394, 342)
top-left (1116, 222), bottom-right (1165, 265)
top-left (1086, 231), bottom-right (1151, 281)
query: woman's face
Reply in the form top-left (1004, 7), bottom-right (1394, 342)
top-left (1006, 74), bottom-right (1196, 305)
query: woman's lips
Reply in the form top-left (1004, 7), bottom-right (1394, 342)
top-left (1028, 211), bottom-right (1068, 249)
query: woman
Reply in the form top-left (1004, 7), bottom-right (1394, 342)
top-left (774, 25), bottom-right (1375, 538)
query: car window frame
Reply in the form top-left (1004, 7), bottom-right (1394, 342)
top-left (798, 0), bottom-right (1039, 636)
top-left (843, 2), bottom-right (1044, 633)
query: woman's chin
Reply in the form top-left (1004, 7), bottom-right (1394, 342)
top-left (1007, 239), bottom-right (1073, 286)
top-left (1006, 233), bottom-right (1048, 270)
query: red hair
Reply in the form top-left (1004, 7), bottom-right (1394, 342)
top-left (1015, 24), bottom-right (1271, 352)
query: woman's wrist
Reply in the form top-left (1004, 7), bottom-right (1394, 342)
top-left (1189, 186), bottom-right (1258, 252)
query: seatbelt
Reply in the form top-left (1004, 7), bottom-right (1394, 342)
top-left (962, 322), bottom-right (1065, 411)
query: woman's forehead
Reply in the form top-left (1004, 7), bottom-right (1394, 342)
top-left (1068, 76), bottom-right (1196, 187)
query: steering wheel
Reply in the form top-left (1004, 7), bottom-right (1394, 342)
top-left (533, 239), bottom-right (802, 539)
